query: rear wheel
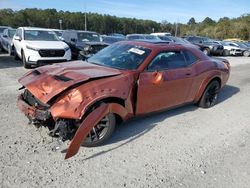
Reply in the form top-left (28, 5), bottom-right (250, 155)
top-left (243, 50), bottom-right (250, 57)
top-left (81, 113), bottom-right (116, 147)
top-left (198, 80), bottom-right (220, 108)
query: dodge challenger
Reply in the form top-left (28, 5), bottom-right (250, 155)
top-left (17, 41), bottom-right (230, 159)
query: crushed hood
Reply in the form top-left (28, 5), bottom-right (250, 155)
top-left (19, 61), bottom-right (121, 104)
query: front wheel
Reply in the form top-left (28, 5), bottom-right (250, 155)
top-left (243, 50), bottom-right (250, 57)
top-left (198, 80), bottom-right (220, 108)
top-left (203, 48), bottom-right (210, 56)
top-left (81, 113), bottom-right (116, 147)
top-left (223, 49), bottom-right (230, 56)
top-left (8, 45), bottom-right (13, 56)
top-left (14, 47), bottom-right (20, 60)
top-left (22, 52), bottom-right (31, 69)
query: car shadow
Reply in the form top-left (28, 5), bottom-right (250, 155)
top-left (0, 54), bottom-right (22, 69)
top-left (217, 85), bottom-right (240, 103)
top-left (81, 84), bottom-right (240, 160)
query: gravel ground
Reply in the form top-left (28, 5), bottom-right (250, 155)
top-left (0, 54), bottom-right (250, 188)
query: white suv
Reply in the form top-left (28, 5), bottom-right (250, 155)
top-left (13, 27), bottom-right (71, 68)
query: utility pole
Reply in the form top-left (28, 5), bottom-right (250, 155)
top-left (59, 19), bottom-right (62, 30)
top-left (175, 22), bottom-right (178, 37)
top-left (84, 4), bottom-right (87, 31)
top-left (175, 18), bottom-right (179, 37)
top-left (85, 12), bottom-right (87, 31)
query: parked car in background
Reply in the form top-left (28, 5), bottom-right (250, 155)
top-left (185, 36), bottom-right (224, 56)
top-left (224, 38), bottom-right (246, 42)
top-left (108, 33), bottom-right (125, 38)
top-left (126, 34), bottom-right (162, 41)
top-left (17, 40), bottom-right (230, 159)
top-left (0, 28), bottom-right (16, 55)
top-left (61, 30), bottom-right (107, 59)
top-left (244, 42), bottom-right (250, 48)
top-left (102, 35), bottom-right (126, 44)
top-left (151, 32), bottom-right (171, 36)
top-left (152, 35), bottom-right (190, 44)
top-left (157, 35), bottom-right (201, 49)
top-left (0, 26), bottom-right (12, 52)
top-left (13, 27), bottom-right (71, 68)
top-left (51, 29), bottom-right (63, 38)
top-left (224, 41), bottom-right (250, 57)
top-left (213, 41), bottom-right (243, 56)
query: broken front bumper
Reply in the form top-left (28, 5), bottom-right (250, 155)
top-left (17, 95), bottom-right (50, 121)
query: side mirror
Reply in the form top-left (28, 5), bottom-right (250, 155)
top-left (152, 71), bottom-right (164, 85)
top-left (71, 38), bottom-right (76, 43)
top-left (3, 34), bottom-right (8, 38)
top-left (14, 36), bottom-right (21, 41)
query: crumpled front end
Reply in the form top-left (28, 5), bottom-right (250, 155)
top-left (17, 89), bottom-right (51, 124)
top-left (17, 62), bottom-right (134, 159)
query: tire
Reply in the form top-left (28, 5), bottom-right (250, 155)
top-left (8, 45), bottom-right (12, 56)
top-left (22, 51), bottom-right (31, 69)
top-left (203, 48), bottom-right (210, 56)
top-left (198, 80), bottom-right (220, 108)
top-left (14, 47), bottom-right (20, 60)
top-left (223, 49), bottom-right (230, 56)
top-left (81, 113), bottom-right (116, 147)
top-left (243, 50), bottom-right (250, 57)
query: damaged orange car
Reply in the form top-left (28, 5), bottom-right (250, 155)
top-left (17, 41), bottom-right (230, 159)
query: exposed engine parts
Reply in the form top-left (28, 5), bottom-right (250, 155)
top-left (49, 120), bottom-right (76, 141)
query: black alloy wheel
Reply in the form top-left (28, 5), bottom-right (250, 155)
top-left (198, 80), bottom-right (220, 108)
top-left (81, 113), bottom-right (116, 147)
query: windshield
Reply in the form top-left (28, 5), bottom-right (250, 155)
top-left (77, 32), bottom-right (101, 42)
top-left (236, 42), bottom-right (248, 48)
top-left (244, 42), bottom-right (250, 47)
top-left (144, 35), bottom-right (160, 40)
top-left (0, 28), bottom-right (7, 33)
top-left (54, 31), bottom-right (63, 37)
top-left (8, 29), bottom-right (16, 38)
top-left (88, 43), bottom-right (151, 70)
top-left (24, 30), bottom-right (59, 41)
top-left (202, 37), bottom-right (212, 42)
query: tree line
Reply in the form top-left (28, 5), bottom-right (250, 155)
top-left (0, 8), bottom-right (249, 40)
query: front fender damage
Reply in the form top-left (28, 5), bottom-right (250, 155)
top-left (65, 103), bottom-right (129, 159)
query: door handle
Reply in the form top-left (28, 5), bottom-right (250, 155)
top-left (186, 73), bottom-right (191, 76)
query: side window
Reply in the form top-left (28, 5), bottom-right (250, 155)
top-left (17, 29), bottom-right (20, 37)
top-left (147, 51), bottom-right (186, 71)
top-left (16, 29), bottom-right (21, 38)
top-left (183, 51), bottom-right (198, 66)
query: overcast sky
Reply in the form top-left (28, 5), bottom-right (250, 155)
top-left (0, 0), bottom-right (249, 23)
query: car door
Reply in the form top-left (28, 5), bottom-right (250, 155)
top-left (136, 51), bottom-right (194, 115)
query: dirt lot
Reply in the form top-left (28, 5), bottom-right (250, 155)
top-left (0, 54), bottom-right (250, 188)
